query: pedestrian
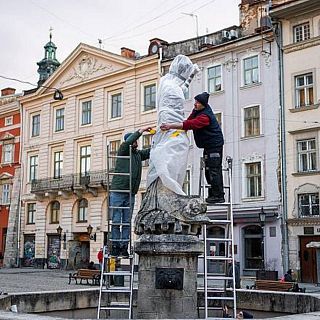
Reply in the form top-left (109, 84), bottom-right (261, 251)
top-left (227, 261), bottom-right (241, 289)
top-left (160, 91), bottom-right (224, 203)
top-left (110, 127), bottom-right (152, 257)
top-left (97, 248), bottom-right (103, 269)
top-left (88, 261), bottom-right (97, 270)
top-left (284, 269), bottom-right (305, 292)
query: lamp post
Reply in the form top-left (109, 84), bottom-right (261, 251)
top-left (259, 207), bottom-right (266, 270)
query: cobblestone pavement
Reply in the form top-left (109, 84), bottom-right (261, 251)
top-left (0, 268), bottom-right (97, 294)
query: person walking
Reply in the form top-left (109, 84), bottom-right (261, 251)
top-left (160, 92), bottom-right (224, 203)
top-left (97, 248), bottom-right (103, 269)
top-left (110, 127), bottom-right (152, 257)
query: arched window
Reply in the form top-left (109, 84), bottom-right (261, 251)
top-left (78, 198), bottom-right (88, 222)
top-left (244, 225), bottom-right (263, 269)
top-left (50, 201), bottom-right (60, 224)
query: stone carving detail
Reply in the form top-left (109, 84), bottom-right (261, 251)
top-left (60, 54), bottom-right (113, 85)
top-left (134, 178), bottom-right (209, 235)
top-left (223, 57), bottom-right (238, 72)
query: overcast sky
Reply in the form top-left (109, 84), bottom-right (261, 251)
top-left (0, 0), bottom-right (240, 93)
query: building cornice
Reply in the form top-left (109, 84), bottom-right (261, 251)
top-left (288, 217), bottom-right (320, 226)
top-left (283, 36), bottom-right (320, 54)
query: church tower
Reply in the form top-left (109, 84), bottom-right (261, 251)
top-left (37, 29), bottom-right (60, 87)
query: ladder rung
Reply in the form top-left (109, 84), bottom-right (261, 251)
top-left (206, 256), bottom-right (232, 261)
top-left (207, 220), bottom-right (231, 224)
top-left (108, 172), bottom-right (131, 176)
top-left (206, 237), bottom-right (232, 241)
top-left (109, 206), bottom-right (131, 209)
top-left (197, 306), bottom-right (225, 310)
top-left (108, 189), bottom-right (131, 193)
top-left (100, 306), bottom-right (130, 310)
top-left (102, 288), bottom-right (131, 293)
top-left (207, 276), bottom-right (233, 280)
top-left (207, 202), bottom-right (231, 206)
top-left (198, 287), bottom-right (234, 292)
top-left (104, 271), bottom-right (132, 276)
top-left (207, 296), bottom-right (235, 300)
top-left (108, 155), bottom-right (131, 159)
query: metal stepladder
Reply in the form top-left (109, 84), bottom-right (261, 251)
top-left (198, 156), bottom-right (237, 319)
top-left (97, 146), bottom-right (134, 319)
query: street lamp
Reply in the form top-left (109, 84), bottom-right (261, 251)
top-left (181, 12), bottom-right (199, 38)
top-left (87, 224), bottom-right (97, 242)
top-left (56, 225), bottom-right (63, 237)
top-left (259, 207), bottom-right (266, 270)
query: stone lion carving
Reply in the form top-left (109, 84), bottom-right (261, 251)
top-left (134, 178), bottom-right (209, 235)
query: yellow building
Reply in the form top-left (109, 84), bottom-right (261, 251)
top-left (19, 42), bottom-right (159, 268)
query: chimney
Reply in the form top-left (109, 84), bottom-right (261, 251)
top-left (1, 88), bottom-right (16, 97)
top-left (121, 47), bottom-right (136, 59)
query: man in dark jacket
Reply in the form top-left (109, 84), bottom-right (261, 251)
top-left (160, 92), bottom-right (224, 203)
top-left (110, 127), bottom-right (151, 256)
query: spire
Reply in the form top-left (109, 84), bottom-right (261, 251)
top-left (37, 27), bottom-right (60, 87)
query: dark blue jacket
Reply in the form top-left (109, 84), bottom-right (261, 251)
top-left (189, 105), bottom-right (224, 149)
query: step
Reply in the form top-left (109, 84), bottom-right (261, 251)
top-left (207, 219), bottom-right (231, 224)
top-left (103, 271), bottom-right (133, 276)
top-left (207, 276), bottom-right (233, 280)
top-left (108, 155), bottom-right (130, 159)
top-left (206, 237), bottom-right (232, 242)
top-left (108, 172), bottom-right (130, 176)
top-left (102, 287), bottom-right (131, 293)
top-left (207, 296), bottom-right (235, 301)
top-left (206, 256), bottom-right (233, 261)
top-left (108, 189), bottom-right (131, 193)
top-left (197, 287), bottom-right (234, 292)
top-left (100, 305), bottom-right (130, 311)
top-left (109, 206), bottom-right (131, 210)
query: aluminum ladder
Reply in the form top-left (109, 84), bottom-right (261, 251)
top-left (198, 156), bottom-right (237, 319)
top-left (97, 146), bottom-right (134, 319)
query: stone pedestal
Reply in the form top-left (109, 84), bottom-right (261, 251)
top-left (134, 234), bottom-right (203, 319)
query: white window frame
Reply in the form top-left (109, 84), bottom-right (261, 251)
top-left (53, 150), bottom-right (64, 179)
top-left (141, 81), bottom-right (157, 113)
top-left (297, 138), bottom-right (317, 172)
top-left (207, 64), bottom-right (223, 93)
top-left (29, 155), bottom-right (38, 182)
top-left (293, 22), bottom-right (311, 43)
top-left (54, 107), bottom-right (65, 132)
top-left (242, 54), bottom-right (260, 86)
top-left (31, 113), bottom-right (40, 137)
top-left (4, 116), bottom-right (13, 126)
top-left (108, 90), bottom-right (123, 120)
top-left (80, 99), bottom-right (92, 126)
top-left (2, 143), bottom-right (14, 164)
top-left (294, 72), bottom-right (314, 108)
top-left (241, 104), bottom-right (262, 138)
top-left (298, 193), bottom-right (319, 217)
top-left (79, 145), bottom-right (91, 176)
top-left (242, 157), bottom-right (264, 201)
top-left (108, 139), bottom-right (121, 171)
top-left (78, 198), bottom-right (88, 222)
top-left (1, 184), bottom-right (10, 205)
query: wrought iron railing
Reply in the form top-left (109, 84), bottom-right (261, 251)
top-left (31, 170), bottom-right (110, 193)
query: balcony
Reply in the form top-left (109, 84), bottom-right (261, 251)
top-left (31, 171), bottom-right (109, 198)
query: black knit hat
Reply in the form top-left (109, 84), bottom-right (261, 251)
top-left (194, 92), bottom-right (209, 107)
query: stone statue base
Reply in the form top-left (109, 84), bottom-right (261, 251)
top-left (134, 234), bottom-right (203, 319)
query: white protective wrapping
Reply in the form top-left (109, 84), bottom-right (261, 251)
top-left (147, 55), bottom-right (199, 195)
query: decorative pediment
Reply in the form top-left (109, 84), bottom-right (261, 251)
top-left (38, 43), bottom-right (135, 94)
top-left (0, 172), bottom-right (13, 180)
top-left (0, 132), bottom-right (15, 141)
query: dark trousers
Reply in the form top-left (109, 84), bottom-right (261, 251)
top-left (204, 147), bottom-right (224, 199)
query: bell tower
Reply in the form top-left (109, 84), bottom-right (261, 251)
top-left (37, 28), bottom-right (60, 87)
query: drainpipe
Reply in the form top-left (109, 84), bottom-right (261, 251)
top-left (158, 46), bottom-right (163, 76)
top-left (275, 20), bottom-right (289, 273)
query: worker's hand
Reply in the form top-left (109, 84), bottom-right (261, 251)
top-left (160, 123), bottom-right (182, 130)
top-left (139, 127), bottom-right (153, 134)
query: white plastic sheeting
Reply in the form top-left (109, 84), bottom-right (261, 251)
top-left (147, 54), bottom-right (199, 195)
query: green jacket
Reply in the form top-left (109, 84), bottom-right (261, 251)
top-left (110, 131), bottom-right (150, 194)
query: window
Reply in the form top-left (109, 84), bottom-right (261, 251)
top-left (55, 108), bottom-right (64, 132)
top-left (208, 65), bottom-right (222, 93)
top-left (111, 93), bottom-right (122, 119)
top-left (27, 203), bottom-right (36, 224)
top-left (246, 162), bottom-right (261, 198)
top-left (108, 140), bottom-right (120, 170)
top-left (143, 83), bottom-right (156, 112)
top-left (78, 198), bottom-right (88, 222)
top-left (31, 114), bottom-right (40, 137)
top-left (294, 23), bottom-right (310, 43)
top-left (297, 139), bottom-right (317, 172)
top-left (80, 146), bottom-right (91, 176)
top-left (53, 151), bottom-right (63, 179)
top-left (142, 134), bottom-right (152, 166)
top-left (244, 106), bottom-right (260, 137)
top-left (243, 56), bottom-right (259, 85)
top-left (298, 193), bottom-right (319, 217)
top-left (244, 225), bottom-right (263, 269)
top-left (2, 184), bottom-right (10, 204)
top-left (29, 155), bottom-right (38, 182)
top-left (183, 170), bottom-right (191, 196)
top-left (81, 100), bottom-right (92, 125)
top-left (5, 116), bottom-right (13, 126)
top-left (3, 144), bottom-right (13, 163)
top-left (295, 73), bottom-right (314, 108)
top-left (50, 201), bottom-right (60, 224)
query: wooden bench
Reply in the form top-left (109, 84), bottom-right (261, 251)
top-left (68, 269), bottom-right (101, 285)
top-left (254, 280), bottom-right (295, 291)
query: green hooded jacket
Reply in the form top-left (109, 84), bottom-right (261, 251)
top-left (110, 131), bottom-right (150, 194)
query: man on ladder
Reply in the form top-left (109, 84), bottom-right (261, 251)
top-left (109, 127), bottom-right (152, 257)
top-left (160, 91), bottom-right (224, 204)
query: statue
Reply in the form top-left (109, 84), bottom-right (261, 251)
top-left (134, 55), bottom-right (209, 235)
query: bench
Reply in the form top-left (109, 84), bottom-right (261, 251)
top-left (68, 269), bottom-right (101, 285)
top-left (254, 280), bottom-right (295, 291)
